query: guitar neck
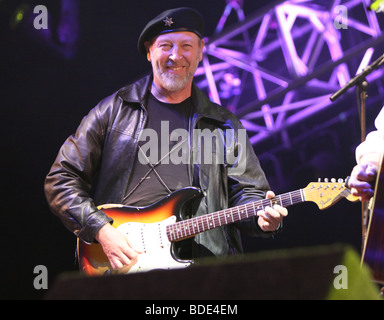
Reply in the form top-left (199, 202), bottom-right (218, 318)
top-left (167, 189), bottom-right (305, 242)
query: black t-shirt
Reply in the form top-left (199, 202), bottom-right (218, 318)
top-left (124, 94), bottom-right (192, 207)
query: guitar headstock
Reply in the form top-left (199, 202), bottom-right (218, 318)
top-left (303, 178), bottom-right (359, 210)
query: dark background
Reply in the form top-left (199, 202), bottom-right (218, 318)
top-left (1, 0), bottom-right (381, 299)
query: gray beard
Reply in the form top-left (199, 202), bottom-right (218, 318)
top-left (155, 69), bottom-right (192, 92)
top-left (153, 58), bottom-right (200, 92)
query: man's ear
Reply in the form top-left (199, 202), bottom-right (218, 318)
top-left (199, 39), bottom-right (205, 62)
top-left (145, 41), bottom-right (151, 61)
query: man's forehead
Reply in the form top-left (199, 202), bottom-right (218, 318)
top-left (154, 31), bottom-right (200, 43)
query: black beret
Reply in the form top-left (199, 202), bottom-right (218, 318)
top-left (138, 7), bottom-right (204, 55)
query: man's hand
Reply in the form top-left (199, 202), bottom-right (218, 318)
top-left (257, 191), bottom-right (288, 232)
top-left (348, 163), bottom-right (378, 202)
top-left (95, 223), bottom-right (142, 270)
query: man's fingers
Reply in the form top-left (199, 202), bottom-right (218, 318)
top-left (272, 204), bottom-right (288, 217)
top-left (127, 240), bottom-right (143, 255)
top-left (366, 164), bottom-right (377, 177)
top-left (352, 164), bottom-right (377, 182)
top-left (263, 191), bottom-right (288, 217)
top-left (257, 216), bottom-right (270, 231)
top-left (265, 190), bottom-right (275, 199)
top-left (258, 205), bottom-right (287, 220)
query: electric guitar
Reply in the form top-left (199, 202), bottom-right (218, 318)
top-left (77, 179), bottom-right (358, 276)
top-left (362, 154), bottom-right (384, 284)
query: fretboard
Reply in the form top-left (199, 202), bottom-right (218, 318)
top-left (166, 189), bottom-right (305, 242)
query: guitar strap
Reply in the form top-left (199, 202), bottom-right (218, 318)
top-left (123, 137), bottom-right (189, 202)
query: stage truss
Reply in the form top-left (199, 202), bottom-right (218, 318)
top-left (195, 0), bottom-right (384, 152)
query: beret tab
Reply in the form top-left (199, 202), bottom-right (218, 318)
top-left (138, 7), bottom-right (204, 55)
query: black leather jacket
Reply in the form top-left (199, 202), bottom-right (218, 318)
top-left (44, 75), bottom-right (273, 258)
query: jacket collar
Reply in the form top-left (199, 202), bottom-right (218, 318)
top-left (117, 75), bottom-right (153, 106)
top-left (117, 74), bottom-right (227, 124)
top-left (190, 82), bottom-right (227, 124)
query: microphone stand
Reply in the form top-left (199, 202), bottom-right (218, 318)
top-left (330, 53), bottom-right (384, 102)
top-left (330, 53), bottom-right (384, 254)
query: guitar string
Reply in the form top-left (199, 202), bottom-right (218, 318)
top-left (168, 191), bottom-right (304, 240)
top-left (167, 184), bottom-right (349, 241)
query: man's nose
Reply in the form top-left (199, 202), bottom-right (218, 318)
top-left (169, 45), bottom-right (183, 61)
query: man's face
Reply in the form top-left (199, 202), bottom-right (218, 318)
top-left (147, 32), bottom-right (204, 93)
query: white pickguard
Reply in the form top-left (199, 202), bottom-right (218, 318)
top-left (116, 216), bottom-right (191, 273)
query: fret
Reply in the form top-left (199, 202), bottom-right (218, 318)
top-left (228, 210), bottom-right (233, 222)
top-left (176, 224), bottom-right (182, 239)
top-left (192, 217), bottom-right (199, 235)
top-left (300, 188), bottom-right (304, 202)
top-left (177, 221), bottom-right (183, 239)
top-left (172, 226), bottom-right (177, 241)
top-left (216, 212), bottom-right (222, 227)
top-left (168, 188), bottom-right (312, 243)
top-left (208, 215), bottom-right (212, 229)
top-left (239, 206), bottom-right (246, 219)
top-left (190, 219), bottom-right (196, 235)
top-left (216, 213), bottom-right (221, 227)
top-left (208, 215), bottom-right (214, 229)
top-left (277, 196), bottom-right (281, 207)
top-left (226, 209), bottom-right (230, 222)
top-left (230, 210), bottom-right (234, 223)
top-left (242, 206), bottom-right (246, 218)
top-left (174, 226), bottom-right (178, 240)
top-left (199, 216), bottom-right (204, 232)
top-left (204, 215), bottom-right (209, 231)
top-left (201, 215), bottom-right (206, 231)
top-left (259, 199), bottom-right (265, 210)
top-left (221, 211), bottom-right (226, 226)
top-left (195, 218), bottom-right (200, 233)
top-left (184, 221), bottom-right (191, 238)
top-left (181, 222), bottom-right (186, 238)
top-left (167, 226), bottom-right (174, 241)
top-left (194, 217), bottom-right (201, 234)
top-left (180, 220), bottom-right (186, 238)
top-left (280, 195), bottom-right (286, 207)
top-left (224, 209), bottom-right (228, 225)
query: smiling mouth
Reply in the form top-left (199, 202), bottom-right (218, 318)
top-left (167, 66), bottom-right (185, 71)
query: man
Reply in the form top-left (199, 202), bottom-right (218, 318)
top-left (349, 107), bottom-right (384, 201)
top-left (44, 7), bottom-right (288, 272)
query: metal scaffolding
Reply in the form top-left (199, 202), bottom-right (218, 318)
top-left (195, 0), bottom-right (384, 150)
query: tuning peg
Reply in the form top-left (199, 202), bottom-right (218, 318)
top-left (338, 178), bottom-right (343, 183)
top-left (324, 178), bottom-right (329, 182)
top-left (331, 178), bottom-right (336, 183)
